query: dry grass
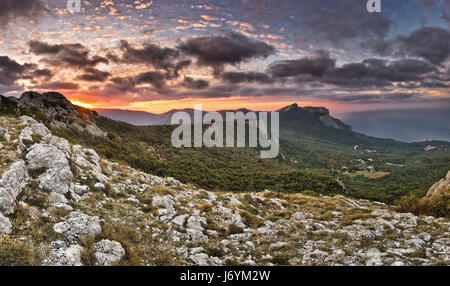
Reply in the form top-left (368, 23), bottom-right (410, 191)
top-left (0, 238), bottom-right (37, 266)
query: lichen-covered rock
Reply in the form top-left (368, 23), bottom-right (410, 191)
top-left (51, 202), bottom-right (73, 211)
top-left (72, 183), bottom-right (90, 195)
top-left (42, 241), bottom-right (83, 266)
top-left (45, 135), bottom-right (71, 156)
top-left (186, 215), bottom-right (207, 232)
top-left (365, 248), bottom-right (383, 266)
top-left (72, 145), bottom-right (108, 182)
top-left (188, 253), bottom-right (211, 266)
top-left (0, 127), bottom-right (11, 142)
top-left (0, 160), bottom-right (29, 214)
top-left (53, 212), bottom-right (101, 243)
top-left (0, 212), bottom-right (12, 235)
top-left (20, 115), bottom-right (37, 125)
top-left (427, 170), bottom-right (450, 197)
top-left (26, 144), bottom-right (73, 194)
top-left (172, 214), bottom-right (189, 228)
top-left (18, 123), bottom-right (51, 153)
top-left (152, 195), bottom-right (177, 221)
top-left (338, 224), bottom-right (376, 241)
top-left (217, 206), bottom-right (245, 228)
top-left (94, 240), bottom-right (126, 266)
top-left (48, 192), bottom-right (69, 204)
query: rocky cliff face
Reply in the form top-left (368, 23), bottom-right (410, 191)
top-left (1, 91), bottom-right (105, 137)
top-left (278, 103), bottom-right (352, 130)
top-left (427, 171), bottom-right (450, 198)
top-left (0, 114), bottom-right (448, 266)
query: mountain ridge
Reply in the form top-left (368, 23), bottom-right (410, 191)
top-left (95, 102), bottom-right (350, 130)
top-left (1, 91), bottom-right (106, 137)
top-left (1, 91), bottom-right (449, 204)
top-left (0, 114), bottom-right (448, 266)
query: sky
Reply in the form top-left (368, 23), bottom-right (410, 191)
top-left (0, 0), bottom-right (449, 114)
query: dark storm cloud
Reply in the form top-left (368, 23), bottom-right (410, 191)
top-left (32, 69), bottom-right (52, 79)
top-left (181, 77), bottom-right (209, 89)
top-left (110, 40), bottom-right (190, 78)
top-left (268, 51), bottom-right (335, 78)
top-left (220, 71), bottom-right (274, 84)
top-left (101, 71), bottom-right (167, 94)
top-left (0, 56), bottom-right (51, 86)
top-left (106, 77), bottom-right (138, 93)
top-left (397, 27), bottom-right (450, 65)
top-left (28, 41), bottom-right (109, 68)
top-left (171, 59), bottom-right (192, 78)
top-left (323, 58), bottom-right (437, 87)
top-left (115, 40), bottom-right (180, 69)
top-left (0, 56), bottom-right (30, 73)
top-left (77, 68), bottom-right (111, 82)
top-left (136, 71), bottom-right (166, 88)
top-left (32, 81), bottom-right (80, 90)
top-left (268, 52), bottom-right (439, 88)
top-left (20, 68), bottom-right (53, 81)
top-left (0, 0), bottom-right (48, 29)
top-left (177, 31), bottom-right (275, 75)
top-left (364, 26), bottom-right (450, 64)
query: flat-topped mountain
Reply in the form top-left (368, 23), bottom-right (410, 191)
top-left (96, 102), bottom-right (350, 131)
top-left (277, 103), bottom-right (351, 131)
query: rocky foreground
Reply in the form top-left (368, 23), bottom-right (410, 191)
top-left (0, 115), bottom-right (449, 266)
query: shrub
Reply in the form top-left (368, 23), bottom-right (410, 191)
top-left (80, 236), bottom-right (97, 266)
top-left (227, 223), bottom-right (244, 235)
top-left (239, 210), bottom-right (263, 228)
top-left (271, 255), bottom-right (290, 265)
top-left (98, 222), bottom-right (143, 266)
top-left (136, 191), bottom-right (153, 205)
top-left (396, 189), bottom-right (449, 218)
top-left (205, 246), bottom-right (225, 258)
top-left (196, 202), bottom-right (213, 213)
top-left (396, 193), bottom-right (429, 216)
top-left (316, 210), bottom-right (334, 221)
top-left (31, 133), bottom-right (42, 143)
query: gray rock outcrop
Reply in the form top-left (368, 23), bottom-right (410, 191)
top-left (53, 212), bottom-right (101, 243)
top-left (94, 240), bottom-right (126, 266)
top-left (0, 160), bottom-right (29, 214)
top-left (26, 144), bottom-right (73, 194)
top-left (427, 170), bottom-right (450, 197)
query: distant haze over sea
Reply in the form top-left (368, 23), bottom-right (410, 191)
top-left (337, 107), bottom-right (450, 143)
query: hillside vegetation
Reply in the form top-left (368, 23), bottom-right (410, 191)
top-left (1, 92), bottom-right (450, 205)
top-left (0, 115), bottom-right (448, 266)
